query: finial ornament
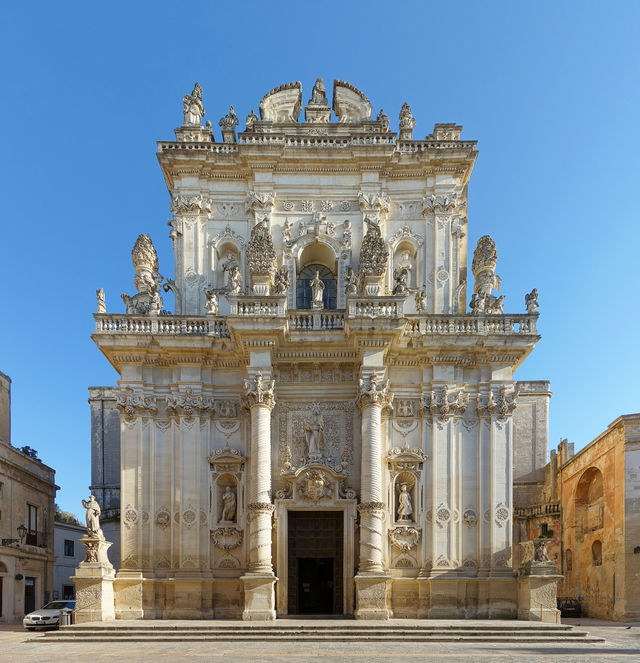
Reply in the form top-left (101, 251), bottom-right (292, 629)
top-left (469, 235), bottom-right (504, 315)
top-left (219, 106), bottom-right (239, 143)
top-left (182, 82), bottom-right (205, 126)
top-left (398, 102), bottom-right (416, 140)
top-left (246, 217), bottom-right (277, 294)
top-left (121, 234), bottom-right (164, 314)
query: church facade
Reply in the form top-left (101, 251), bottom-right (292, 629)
top-left (92, 79), bottom-right (544, 620)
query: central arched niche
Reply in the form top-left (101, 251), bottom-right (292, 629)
top-left (295, 241), bottom-right (339, 310)
top-left (575, 466), bottom-right (604, 535)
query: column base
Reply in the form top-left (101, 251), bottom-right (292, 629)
top-left (517, 574), bottom-right (562, 623)
top-left (241, 574), bottom-right (277, 621)
top-left (71, 566), bottom-right (116, 623)
top-left (354, 574), bottom-right (390, 620)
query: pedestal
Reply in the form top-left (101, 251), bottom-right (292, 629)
top-left (517, 574), bottom-right (561, 623)
top-left (241, 574), bottom-right (277, 620)
top-left (354, 575), bottom-right (390, 620)
top-left (71, 537), bottom-right (115, 623)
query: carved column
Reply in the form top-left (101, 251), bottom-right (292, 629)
top-left (355, 373), bottom-right (393, 619)
top-left (241, 372), bottom-right (277, 620)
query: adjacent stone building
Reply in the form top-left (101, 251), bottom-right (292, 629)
top-left (515, 414), bottom-right (640, 620)
top-left (0, 371), bottom-right (58, 623)
top-left (53, 521), bottom-right (85, 600)
top-left (91, 79), bottom-right (547, 620)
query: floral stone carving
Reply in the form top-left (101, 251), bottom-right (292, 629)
top-left (211, 527), bottom-right (244, 552)
top-left (389, 526), bottom-right (421, 551)
top-left (246, 219), bottom-right (277, 294)
top-left (358, 221), bottom-right (388, 278)
top-left (121, 234), bottom-right (164, 314)
top-left (470, 235), bottom-right (504, 315)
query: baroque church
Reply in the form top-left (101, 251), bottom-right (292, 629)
top-left (90, 79), bottom-right (551, 620)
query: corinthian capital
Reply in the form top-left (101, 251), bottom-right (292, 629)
top-left (246, 191), bottom-right (275, 223)
top-left (420, 384), bottom-right (468, 423)
top-left (116, 388), bottom-right (157, 423)
top-left (357, 374), bottom-right (393, 411)
top-left (243, 372), bottom-right (276, 410)
top-left (165, 388), bottom-right (213, 418)
top-left (171, 193), bottom-right (213, 215)
top-left (422, 193), bottom-right (459, 215)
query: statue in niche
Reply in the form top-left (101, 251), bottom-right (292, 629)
top-left (224, 262), bottom-right (242, 294)
top-left (273, 266), bottom-right (290, 295)
top-left (392, 265), bottom-right (411, 295)
top-left (204, 288), bottom-right (219, 314)
top-left (345, 266), bottom-right (358, 295)
top-left (525, 288), bottom-right (539, 314)
top-left (220, 485), bottom-right (237, 523)
top-left (81, 495), bottom-right (104, 539)
top-left (397, 484), bottom-right (413, 522)
top-left (96, 288), bottom-right (106, 313)
top-left (310, 270), bottom-right (325, 308)
top-left (304, 404), bottom-right (324, 460)
top-left (183, 83), bottom-right (205, 125)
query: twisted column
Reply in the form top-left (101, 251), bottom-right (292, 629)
top-left (357, 374), bottom-right (393, 573)
top-left (243, 373), bottom-right (276, 575)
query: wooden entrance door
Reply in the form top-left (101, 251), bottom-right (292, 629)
top-left (287, 511), bottom-right (343, 615)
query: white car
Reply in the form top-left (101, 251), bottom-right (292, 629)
top-left (23, 600), bottom-right (76, 630)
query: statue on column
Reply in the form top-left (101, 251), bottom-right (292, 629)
top-left (81, 495), bottom-right (104, 539)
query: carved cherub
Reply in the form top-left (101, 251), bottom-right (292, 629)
top-left (204, 288), bottom-right (219, 314)
top-left (273, 266), bottom-right (289, 295)
top-left (525, 288), bottom-right (539, 314)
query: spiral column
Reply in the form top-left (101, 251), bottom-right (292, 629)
top-left (241, 372), bottom-right (277, 620)
top-left (355, 372), bottom-right (393, 619)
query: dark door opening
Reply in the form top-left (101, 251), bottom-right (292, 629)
top-left (24, 577), bottom-right (35, 614)
top-left (287, 511), bottom-right (343, 615)
top-left (298, 557), bottom-right (334, 614)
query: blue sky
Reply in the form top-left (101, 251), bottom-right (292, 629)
top-left (1, 1), bottom-right (638, 516)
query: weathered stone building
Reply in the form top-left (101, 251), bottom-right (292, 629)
top-left (0, 371), bottom-right (58, 623)
top-left (91, 79), bottom-right (549, 620)
top-left (515, 414), bottom-right (640, 620)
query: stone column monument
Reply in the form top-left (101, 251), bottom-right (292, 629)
top-left (517, 538), bottom-right (562, 623)
top-left (241, 372), bottom-right (277, 620)
top-left (71, 495), bottom-right (115, 623)
top-left (355, 373), bottom-right (393, 618)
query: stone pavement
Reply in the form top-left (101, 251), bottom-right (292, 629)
top-left (0, 619), bottom-right (638, 663)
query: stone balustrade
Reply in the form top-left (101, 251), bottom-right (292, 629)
top-left (94, 311), bottom-right (537, 337)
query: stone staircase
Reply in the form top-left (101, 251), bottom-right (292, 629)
top-left (40, 619), bottom-right (604, 643)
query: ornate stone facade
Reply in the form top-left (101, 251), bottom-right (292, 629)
top-left (91, 79), bottom-right (545, 620)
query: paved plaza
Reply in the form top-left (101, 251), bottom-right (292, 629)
top-left (0, 619), bottom-right (637, 663)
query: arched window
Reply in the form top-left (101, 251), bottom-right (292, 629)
top-left (296, 264), bottom-right (337, 310)
top-left (592, 540), bottom-right (603, 566)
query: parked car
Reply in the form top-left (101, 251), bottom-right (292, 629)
top-left (23, 600), bottom-right (76, 630)
top-left (557, 597), bottom-right (582, 617)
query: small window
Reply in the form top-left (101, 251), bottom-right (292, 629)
top-left (62, 585), bottom-right (75, 600)
top-left (540, 523), bottom-right (549, 537)
top-left (565, 549), bottom-right (573, 572)
top-left (26, 504), bottom-right (38, 546)
top-left (64, 540), bottom-right (74, 557)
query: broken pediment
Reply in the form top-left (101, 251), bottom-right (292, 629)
top-left (259, 81), bottom-right (302, 122)
top-left (332, 80), bottom-right (372, 123)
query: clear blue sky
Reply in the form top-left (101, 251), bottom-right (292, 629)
top-left (1, 1), bottom-right (638, 517)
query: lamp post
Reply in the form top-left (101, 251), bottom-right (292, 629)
top-left (1, 524), bottom-right (27, 546)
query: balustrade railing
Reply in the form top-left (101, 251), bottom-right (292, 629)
top-left (348, 298), bottom-right (401, 318)
top-left (289, 311), bottom-right (345, 330)
top-left (94, 314), bottom-right (229, 337)
top-left (405, 314), bottom-right (538, 336)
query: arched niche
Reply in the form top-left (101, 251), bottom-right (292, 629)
top-left (575, 466), bottom-right (604, 535)
top-left (288, 235), bottom-right (348, 309)
top-left (393, 471), bottom-right (416, 524)
top-left (216, 474), bottom-right (238, 525)
top-left (391, 241), bottom-right (419, 291)
top-left (591, 539), bottom-right (603, 566)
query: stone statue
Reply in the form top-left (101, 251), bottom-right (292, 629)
top-left (397, 484), bottom-right (413, 521)
top-left (310, 78), bottom-right (327, 105)
top-left (533, 539), bottom-right (551, 563)
top-left (377, 109), bottom-right (390, 132)
top-left (282, 218), bottom-right (293, 244)
top-left (398, 102), bottom-right (416, 140)
top-left (310, 270), bottom-right (325, 308)
top-left (273, 266), bottom-right (289, 295)
top-left (220, 486), bottom-right (237, 522)
top-left (245, 109), bottom-right (259, 131)
top-left (304, 404), bottom-right (324, 459)
top-left (204, 288), bottom-right (219, 314)
top-left (122, 234), bottom-right (164, 314)
top-left (525, 288), bottom-right (539, 314)
top-left (223, 260), bottom-right (242, 294)
top-left (392, 265), bottom-right (410, 295)
top-left (96, 288), bottom-right (106, 314)
top-left (345, 266), bottom-right (358, 295)
top-left (81, 495), bottom-right (104, 539)
top-left (183, 83), bottom-right (205, 126)
top-left (414, 290), bottom-right (427, 313)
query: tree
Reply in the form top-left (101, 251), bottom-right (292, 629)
top-left (54, 504), bottom-right (82, 527)
top-left (18, 445), bottom-right (39, 459)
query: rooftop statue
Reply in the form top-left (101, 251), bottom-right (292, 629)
top-left (182, 83), bottom-right (205, 126)
top-left (398, 102), bottom-right (416, 140)
top-left (121, 234), bottom-right (164, 314)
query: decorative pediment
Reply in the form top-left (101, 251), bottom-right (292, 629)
top-left (278, 462), bottom-right (354, 506)
top-left (207, 446), bottom-right (245, 473)
top-left (259, 82), bottom-right (302, 122)
top-left (332, 80), bottom-right (372, 123)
